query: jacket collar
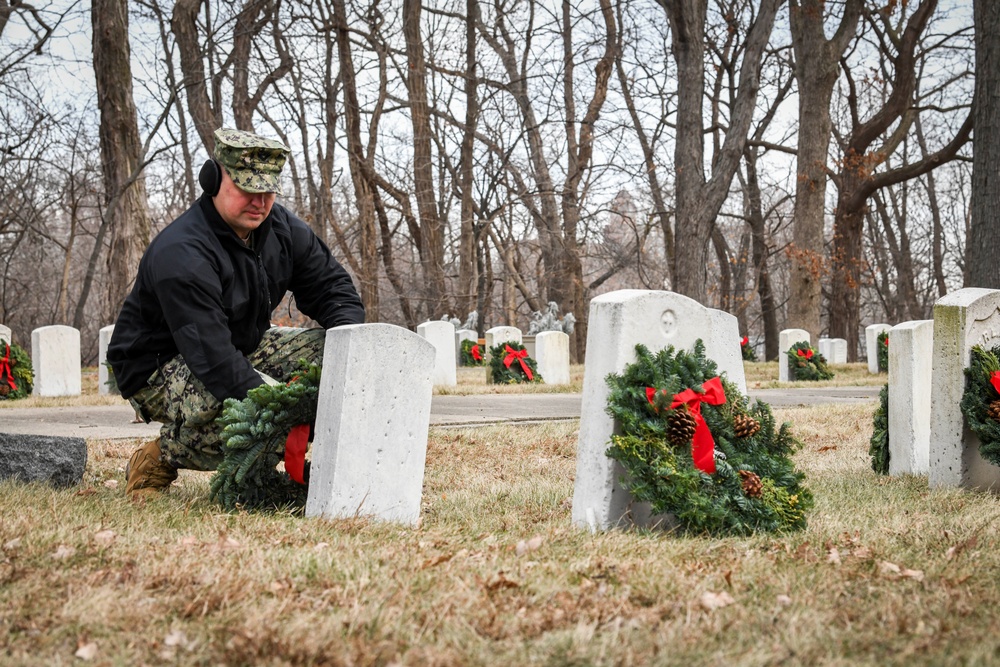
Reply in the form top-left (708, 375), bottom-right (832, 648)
top-left (198, 194), bottom-right (273, 251)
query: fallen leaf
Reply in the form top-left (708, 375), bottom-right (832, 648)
top-left (946, 535), bottom-right (978, 561)
top-left (75, 487), bottom-right (97, 497)
top-left (75, 642), bottom-right (98, 660)
top-left (817, 445), bottom-right (837, 453)
top-left (52, 545), bottom-right (76, 560)
top-left (901, 568), bottom-right (925, 582)
top-left (852, 546), bottom-right (873, 560)
top-left (94, 530), bottom-right (116, 546)
top-left (879, 561), bottom-right (901, 575)
top-left (485, 571), bottom-right (520, 591)
top-left (700, 590), bottom-right (735, 611)
top-left (164, 630), bottom-right (187, 647)
top-left (776, 594), bottom-right (792, 606)
top-left (313, 542), bottom-right (329, 551)
top-left (3, 538), bottom-right (21, 550)
top-left (217, 537), bottom-right (241, 551)
top-left (103, 479), bottom-right (119, 489)
top-left (177, 536), bottom-right (198, 547)
top-left (516, 535), bottom-right (544, 556)
top-left (827, 547), bottom-right (841, 565)
top-left (723, 570), bottom-right (733, 588)
top-left (421, 553), bottom-right (453, 569)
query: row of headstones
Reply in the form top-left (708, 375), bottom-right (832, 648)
top-left (880, 288), bottom-right (1000, 491)
top-left (0, 323), bottom-right (114, 397)
top-left (416, 320), bottom-right (571, 386)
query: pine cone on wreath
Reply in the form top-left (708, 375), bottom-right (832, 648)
top-left (738, 470), bottom-right (763, 498)
top-left (0, 385), bottom-right (8, 398)
top-left (667, 406), bottom-right (697, 447)
top-left (987, 400), bottom-right (1000, 422)
top-left (733, 413), bottom-right (760, 438)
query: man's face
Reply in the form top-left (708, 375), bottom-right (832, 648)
top-left (213, 168), bottom-right (277, 239)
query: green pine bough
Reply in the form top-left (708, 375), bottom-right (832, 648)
top-left (210, 363), bottom-right (321, 512)
top-left (488, 341), bottom-right (541, 384)
top-left (0, 341), bottom-right (33, 400)
top-left (877, 330), bottom-right (889, 373)
top-left (741, 340), bottom-right (757, 362)
top-left (960, 345), bottom-right (1000, 467)
top-left (460, 338), bottom-right (484, 366)
top-left (787, 341), bottom-right (834, 381)
top-left (869, 383), bottom-right (890, 475)
top-left (605, 341), bottom-right (812, 536)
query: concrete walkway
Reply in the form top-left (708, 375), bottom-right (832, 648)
top-left (0, 386), bottom-right (880, 440)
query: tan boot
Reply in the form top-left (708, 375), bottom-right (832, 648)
top-left (125, 438), bottom-right (178, 495)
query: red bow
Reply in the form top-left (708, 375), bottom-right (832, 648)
top-left (648, 377), bottom-right (727, 474)
top-left (284, 424), bottom-right (310, 484)
top-left (797, 348), bottom-right (814, 360)
top-left (991, 370), bottom-right (1000, 395)
top-left (0, 343), bottom-right (16, 392)
top-left (503, 344), bottom-right (533, 381)
top-left (471, 344), bottom-right (482, 362)
top-left (740, 336), bottom-right (748, 347)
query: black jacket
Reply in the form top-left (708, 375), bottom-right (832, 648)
top-left (108, 196), bottom-right (365, 401)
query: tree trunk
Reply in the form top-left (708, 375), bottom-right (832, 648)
top-left (457, 0), bottom-right (479, 318)
top-left (969, 0), bottom-right (1000, 287)
top-left (403, 0), bottom-right (450, 317)
top-left (171, 0), bottom-right (221, 153)
top-left (788, 0), bottom-right (862, 341)
top-left (743, 150), bottom-right (779, 360)
top-left (92, 0), bottom-right (152, 318)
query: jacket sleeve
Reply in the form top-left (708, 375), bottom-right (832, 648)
top-left (285, 215), bottom-right (366, 328)
top-left (151, 250), bottom-right (264, 402)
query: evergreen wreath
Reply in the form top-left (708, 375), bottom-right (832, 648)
top-left (787, 341), bottom-right (834, 381)
top-left (460, 338), bottom-right (485, 366)
top-left (489, 341), bottom-right (541, 384)
top-left (210, 363), bottom-right (320, 512)
top-left (869, 383), bottom-right (889, 475)
top-left (740, 336), bottom-right (757, 361)
top-left (605, 341), bottom-right (812, 536)
top-left (959, 344), bottom-right (1000, 467)
top-left (0, 341), bottom-right (33, 400)
top-left (877, 330), bottom-right (889, 373)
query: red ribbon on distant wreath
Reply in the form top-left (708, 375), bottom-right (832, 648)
top-left (471, 344), bottom-right (482, 362)
top-left (284, 424), bottom-right (310, 484)
top-left (991, 370), bottom-right (1000, 395)
top-left (648, 377), bottom-right (727, 474)
top-left (0, 343), bottom-right (16, 392)
top-left (503, 344), bottom-right (533, 381)
top-left (797, 348), bottom-right (814, 360)
top-left (740, 336), bottom-right (748, 347)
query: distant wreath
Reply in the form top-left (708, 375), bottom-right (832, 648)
top-left (604, 341), bottom-right (812, 536)
top-left (0, 341), bottom-right (33, 400)
top-left (488, 341), bottom-right (541, 384)
top-left (740, 335), bottom-right (757, 362)
top-left (959, 345), bottom-right (1000, 468)
top-left (877, 330), bottom-right (889, 373)
top-left (460, 339), bottom-right (484, 366)
top-left (787, 341), bottom-right (833, 381)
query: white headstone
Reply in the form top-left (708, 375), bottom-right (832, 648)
top-left (828, 338), bottom-right (848, 364)
top-left (778, 329), bottom-right (810, 382)
top-left (416, 320), bottom-right (457, 386)
top-left (535, 331), bottom-right (570, 385)
top-left (866, 323), bottom-right (892, 373)
top-left (0, 324), bottom-right (10, 347)
top-left (455, 328), bottom-right (477, 365)
top-left (305, 324), bottom-right (435, 524)
top-left (929, 288), bottom-right (1000, 490)
top-left (818, 338), bottom-right (831, 360)
top-left (887, 320), bottom-right (933, 475)
top-left (98, 325), bottom-right (115, 396)
top-left (484, 326), bottom-right (522, 363)
top-left (523, 335), bottom-right (536, 359)
top-left (31, 325), bottom-right (81, 397)
top-left (571, 290), bottom-right (747, 531)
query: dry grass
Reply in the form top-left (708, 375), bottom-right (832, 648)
top-left (0, 368), bottom-right (124, 409)
top-left (744, 361), bottom-right (887, 389)
top-left (4, 400), bottom-right (1000, 665)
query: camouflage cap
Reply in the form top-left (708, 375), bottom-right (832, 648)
top-left (213, 128), bottom-right (290, 195)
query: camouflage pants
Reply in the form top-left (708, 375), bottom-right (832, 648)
top-left (129, 327), bottom-right (326, 471)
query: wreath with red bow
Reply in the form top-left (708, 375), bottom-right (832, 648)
top-left (960, 345), bottom-right (1000, 467)
top-left (740, 335), bottom-right (757, 361)
top-left (877, 330), bottom-right (889, 373)
top-left (0, 341), bottom-right (33, 400)
top-left (604, 341), bottom-right (812, 536)
top-left (460, 338), bottom-right (484, 366)
top-left (787, 341), bottom-right (833, 381)
top-left (488, 341), bottom-right (541, 384)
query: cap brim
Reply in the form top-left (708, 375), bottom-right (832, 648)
top-left (221, 165), bottom-right (283, 195)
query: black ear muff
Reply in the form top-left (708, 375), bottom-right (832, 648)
top-left (199, 159), bottom-right (222, 196)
